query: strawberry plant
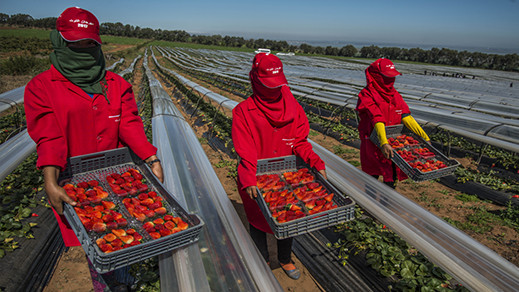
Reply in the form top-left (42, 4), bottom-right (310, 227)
top-left (331, 207), bottom-right (468, 291)
top-left (0, 153), bottom-right (44, 257)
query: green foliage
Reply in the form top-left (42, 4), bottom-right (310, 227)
top-left (130, 257), bottom-right (160, 292)
top-left (0, 153), bottom-right (44, 257)
top-left (455, 167), bottom-right (519, 194)
top-left (0, 54), bottom-right (49, 75)
top-left (454, 193), bottom-right (480, 203)
top-left (331, 207), bottom-right (466, 291)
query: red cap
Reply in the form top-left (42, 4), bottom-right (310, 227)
top-left (377, 58), bottom-right (401, 77)
top-left (251, 53), bottom-right (288, 88)
top-left (56, 7), bottom-right (102, 44)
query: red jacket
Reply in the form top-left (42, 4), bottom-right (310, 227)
top-left (232, 94), bottom-right (325, 233)
top-left (356, 81), bottom-right (410, 182)
top-left (25, 65), bottom-right (157, 246)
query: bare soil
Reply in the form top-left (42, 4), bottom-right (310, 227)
top-left (11, 47), bottom-right (518, 291)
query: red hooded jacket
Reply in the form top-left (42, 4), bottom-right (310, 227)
top-left (355, 59), bottom-right (410, 182)
top-left (232, 86), bottom-right (325, 233)
top-left (25, 65), bottom-right (157, 246)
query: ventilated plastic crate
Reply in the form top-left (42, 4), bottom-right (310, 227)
top-left (255, 155), bottom-right (355, 239)
top-left (370, 124), bottom-right (460, 182)
top-left (60, 147), bottom-right (203, 273)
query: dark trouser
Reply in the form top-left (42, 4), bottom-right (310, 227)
top-left (249, 224), bottom-right (293, 264)
top-left (373, 163), bottom-right (397, 189)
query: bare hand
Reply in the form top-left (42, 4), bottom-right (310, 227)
top-left (145, 155), bottom-right (164, 183)
top-left (381, 144), bottom-right (394, 160)
top-left (150, 162), bottom-right (164, 183)
top-left (318, 169), bottom-right (327, 180)
top-left (43, 166), bottom-right (76, 215)
top-left (246, 186), bottom-right (258, 199)
top-left (46, 184), bottom-right (76, 215)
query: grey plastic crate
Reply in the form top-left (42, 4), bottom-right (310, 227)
top-left (370, 124), bottom-right (460, 182)
top-left (60, 147), bottom-right (204, 273)
top-left (255, 155), bottom-right (355, 239)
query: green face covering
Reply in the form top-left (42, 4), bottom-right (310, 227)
top-left (49, 30), bottom-right (106, 94)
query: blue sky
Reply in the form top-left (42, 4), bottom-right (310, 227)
top-left (2, 0), bottom-right (519, 52)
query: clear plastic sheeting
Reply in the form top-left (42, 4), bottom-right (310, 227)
top-left (0, 86), bottom-right (25, 114)
top-left (153, 47), bottom-right (519, 291)
top-left (107, 58), bottom-right (124, 71)
top-left (143, 49), bottom-right (282, 292)
top-left (311, 141), bottom-right (519, 292)
top-left (162, 47), bottom-right (519, 150)
top-left (0, 129), bottom-right (35, 182)
top-left (118, 55), bottom-right (141, 77)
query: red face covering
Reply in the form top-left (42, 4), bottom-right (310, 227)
top-left (366, 60), bottom-right (398, 101)
top-left (250, 71), bottom-right (297, 127)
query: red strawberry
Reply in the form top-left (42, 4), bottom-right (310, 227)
top-left (154, 207), bottom-right (167, 215)
top-left (111, 211), bottom-right (123, 221)
top-left (149, 201), bottom-right (162, 210)
top-left (116, 218), bottom-right (128, 228)
top-left (153, 218), bottom-right (165, 225)
top-left (111, 238), bottom-right (123, 247)
top-left (133, 232), bottom-right (143, 241)
top-left (149, 232), bottom-right (161, 240)
top-left (164, 215), bottom-right (174, 221)
top-left (77, 182), bottom-right (89, 189)
top-left (102, 214), bottom-right (114, 223)
top-left (99, 243), bottom-right (114, 253)
top-left (112, 229), bottom-right (127, 238)
top-left (88, 180), bottom-right (99, 187)
top-left (143, 209), bottom-right (156, 218)
top-left (126, 228), bottom-right (136, 235)
top-left (102, 201), bottom-right (116, 210)
top-left (103, 233), bottom-right (117, 242)
top-left (96, 238), bottom-right (106, 246)
top-left (148, 191), bottom-right (158, 198)
top-left (142, 222), bottom-right (155, 230)
top-left (120, 235), bottom-right (134, 245)
top-left (133, 212), bottom-right (146, 222)
top-left (129, 241), bottom-right (141, 246)
top-left (140, 198), bottom-right (154, 206)
top-left (138, 193), bottom-right (148, 201)
top-left (159, 229), bottom-right (171, 237)
top-left (106, 221), bottom-right (118, 230)
top-left (177, 221), bottom-right (188, 230)
top-left (92, 222), bottom-right (107, 233)
top-left (164, 221), bottom-right (176, 230)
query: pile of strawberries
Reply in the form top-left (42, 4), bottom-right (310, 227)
top-left (66, 167), bottom-right (191, 254)
top-left (388, 134), bottom-right (449, 174)
top-left (409, 160), bottom-right (447, 172)
top-left (106, 168), bottom-right (149, 197)
top-left (142, 215), bottom-right (189, 240)
top-left (282, 168), bottom-right (314, 186)
top-left (258, 168), bottom-right (339, 223)
top-left (388, 135), bottom-right (420, 149)
top-left (257, 174), bottom-right (286, 191)
top-left (96, 228), bottom-right (144, 253)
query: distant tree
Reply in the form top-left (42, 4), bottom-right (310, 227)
top-left (0, 13), bottom-right (10, 24)
top-left (360, 45), bottom-right (380, 58)
top-left (32, 17), bottom-right (56, 29)
top-left (339, 45), bottom-right (357, 57)
top-left (325, 46), bottom-right (339, 56)
top-left (8, 13), bottom-right (33, 26)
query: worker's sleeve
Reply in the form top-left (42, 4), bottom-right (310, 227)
top-left (402, 115), bottom-right (430, 141)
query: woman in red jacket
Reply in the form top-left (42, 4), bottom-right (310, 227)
top-left (232, 53), bottom-right (326, 280)
top-left (24, 7), bottom-right (162, 291)
top-left (356, 58), bottom-right (429, 188)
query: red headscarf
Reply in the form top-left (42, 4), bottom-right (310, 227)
top-left (250, 71), bottom-right (298, 127)
top-left (365, 58), bottom-right (400, 102)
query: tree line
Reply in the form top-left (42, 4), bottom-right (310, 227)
top-left (2, 12), bottom-right (518, 72)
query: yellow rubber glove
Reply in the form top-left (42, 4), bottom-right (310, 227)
top-left (374, 122), bottom-right (388, 145)
top-left (402, 115), bottom-right (430, 141)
